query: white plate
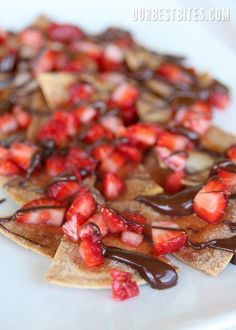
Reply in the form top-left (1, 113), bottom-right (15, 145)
top-left (0, 1), bottom-right (236, 329)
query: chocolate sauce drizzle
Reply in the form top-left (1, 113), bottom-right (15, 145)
top-left (136, 185), bottom-right (201, 216)
top-left (103, 245), bottom-right (178, 289)
top-left (188, 236), bottom-right (236, 254)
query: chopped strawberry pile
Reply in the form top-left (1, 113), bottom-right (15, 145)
top-left (111, 269), bottom-right (139, 301)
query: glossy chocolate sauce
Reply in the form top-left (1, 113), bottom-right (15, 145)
top-left (210, 159), bottom-right (236, 177)
top-left (103, 245), bottom-right (178, 289)
top-left (136, 185), bottom-right (201, 216)
top-left (188, 236), bottom-right (236, 254)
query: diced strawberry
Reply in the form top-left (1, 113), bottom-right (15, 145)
top-left (218, 169), bottom-right (236, 188)
top-left (111, 83), bottom-right (139, 108)
top-left (62, 217), bottom-right (80, 242)
top-left (47, 181), bottom-right (83, 201)
top-left (91, 144), bottom-right (115, 161)
top-left (65, 148), bottom-right (97, 177)
top-left (12, 106), bottom-right (32, 128)
top-left (54, 111), bottom-right (77, 137)
top-left (69, 83), bottom-right (93, 105)
top-left (37, 117), bottom-right (69, 147)
top-left (164, 171), bottom-right (185, 194)
top-left (66, 193), bottom-right (97, 225)
top-left (0, 146), bottom-right (10, 160)
top-left (19, 28), bottom-right (45, 49)
top-left (227, 146), bottom-right (236, 163)
top-left (10, 142), bottom-right (37, 171)
top-left (17, 198), bottom-right (65, 226)
top-left (117, 144), bottom-right (142, 163)
top-left (0, 29), bottom-right (8, 44)
top-left (87, 213), bottom-right (109, 237)
top-left (33, 49), bottom-right (58, 75)
top-left (0, 160), bottom-right (21, 176)
top-left (152, 221), bottom-right (188, 256)
top-left (74, 106), bottom-right (97, 124)
top-left (100, 44), bottom-right (124, 71)
top-left (48, 23), bottom-right (85, 42)
top-left (193, 178), bottom-right (229, 223)
top-left (111, 269), bottom-right (139, 301)
top-left (101, 206), bottom-right (127, 233)
top-left (121, 212), bottom-right (146, 234)
top-left (100, 116), bottom-right (126, 137)
top-left (126, 123), bottom-right (158, 147)
top-left (121, 231), bottom-right (143, 247)
top-left (157, 131), bottom-right (192, 152)
top-left (79, 237), bottom-right (104, 267)
top-left (83, 124), bottom-right (111, 144)
top-left (102, 172), bottom-right (126, 200)
top-left (45, 155), bottom-right (66, 176)
top-left (0, 113), bottom-right (18, 134)
top-left (78, 222), bottom-right (102, 242)
top-left (99, 151), bottom-right (126, 173)
top-left (70, 41), bottom-right (103, 61)
top-left (121, 106), bottom-right (139, 126)
top-left (209, 91), bottom-right (230, 109)
top-left (157, 63), bottom-right (193, 85)
top-left (164, 151), bottom-right (188, 172)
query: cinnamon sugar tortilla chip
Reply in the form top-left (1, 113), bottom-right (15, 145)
top-left (110, 199), bottom-right (236, 276)
top-left (0, 177), bottom-right (62, 257)
top-left (202, 126), bottom-right (236, 152)
top-left (37, 73), bottom-right (76, 109)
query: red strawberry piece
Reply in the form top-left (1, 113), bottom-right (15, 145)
top-left (152, 221), bottom-right (188, 256)
top-left (117, 144), bottom-right (142, 163)
top-left (157, 63), bottom-right (193, 85)
top-left (157, 131), bottom-right (192, 152)
top-left (91, 144), bottom-right (115, 161)
top-left (102, 172), bottom-right (126, 200)
top-left (0, 29), bottom-right (8, 44)
top-left (77, 222), bottom-right (101, 241)
top-left (70, 41), bottom-right (103, 61)
top-left (17, 198), bottom-right (65, 226)
top-left (74, 106), bottom-right (97, 124)
top-left (111, 269), bottom-right (139, 301)
top-left (121, 212), bottom-right (146, 234)
top-left (62, 217), bottom-right (80, 242)
top-left (10, 142), bottom-right (37, 171)
top-left (0, 113), bottom-right (18, 134)
top-left (54, 111), bottom-right (77, 137)
top-left (100, 44), bottom-right (124, 71)
top-left (87, 213), bottom-right (109, 237)
top-left (101, 206), bottom-right (127, 233)
top-left (121, 106), bottom-right (139, 126)
top-left (65, 148), bottom-right (97, 177)
top-left (79, 236), bottom-right (104, 267)
top-left (164, 171), bottom-right (185, 194)
top-left (111, 83), bottom-right (139, 108)
top-left (12, 106), bottom-right (31, 128)
top-left (209, 91), bottom-right (230, 109)
top-left (47, 181), bottom-right (83, 201)
top-left (37, 117), bottom-right (68, 147)
top-left (218, 169), bottom-right (236, 188)
top-left (227, 146), bottom-right (236, 163)
top-left (193, 178), bottom-right (229, 223)
top-left (83, 124), bottom-right (110, 144)
top-left (33, 49), bottom-right (58, 75)
top-left (69, 83), bottom-right (93, 105)
top-left (45, 155), bottom-right (66, 177)
top-left (19, 28), bottom-right (45, 49)
top-left (100, 116), bottom-right (126, 137)
top-left (66, 193), bottom-right (97, 225)
top-left (121, 231), bottom-right (143, 247)
top-left (126, 123), bottom-right (158, 147)
top-left (0, 160), bottom-right (21, 176)
top-left (99, 151), bottom-right (126, 173)
top-left (0, 146), bottom-right (10, 160)
top-left (164, 151), bottom-right (188, 172)
top-left (48, 23), bottom-right (85, 42)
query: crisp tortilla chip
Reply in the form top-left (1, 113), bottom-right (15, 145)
top-left (111, 199), bottom-right (236, 276)
top-left (37, 73), bottom-right (76, 109)
top-left (202, 126), bottom-right (236, 152)
top-left (0, 176), bottom-right (62, 257)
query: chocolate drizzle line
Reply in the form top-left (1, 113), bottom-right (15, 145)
top-left (188, 236), bottom-right (236, 254)
top-left (136, 185), bottom-right (201, 216)
top-left (102, 245), bottom-right (178, 289)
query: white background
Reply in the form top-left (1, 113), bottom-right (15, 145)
top-left (0, 1), bottom-right (236, 329)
